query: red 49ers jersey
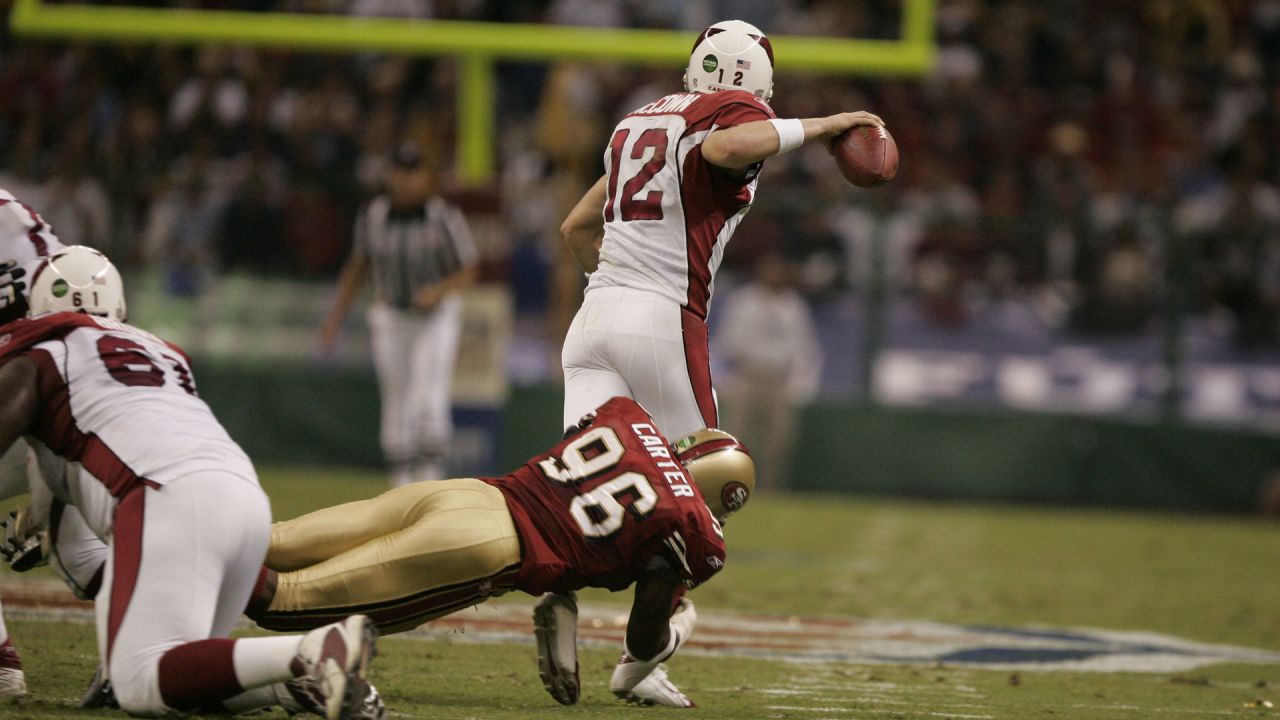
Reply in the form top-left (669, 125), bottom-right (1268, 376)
top-left (0, 312), bottom-right (257, 538)
top-left (484, 396), bottom-right (726, 595)
top-left (587, 90), bottom-right (775, 319)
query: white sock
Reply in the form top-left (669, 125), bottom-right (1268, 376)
top-left (0, 599), bottom-right (9, 645)
top-left (232, 635), bottom-right (304, 688)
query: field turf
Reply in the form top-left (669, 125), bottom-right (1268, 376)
top-left (3, 466), bottom-right (1279, 719)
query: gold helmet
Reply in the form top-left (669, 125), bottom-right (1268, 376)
top-left (675, 429), bottom-right (755, 521)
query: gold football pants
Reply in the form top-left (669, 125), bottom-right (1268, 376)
top-left (257, 478), bottom-right (522, 634)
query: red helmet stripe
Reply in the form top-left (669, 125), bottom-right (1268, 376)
top-left (690, 26), bottom-right (727, 54)
top-left (677, 437), bottom-right (751, 464)
top-left (751, 34), bottom-right (775, 65)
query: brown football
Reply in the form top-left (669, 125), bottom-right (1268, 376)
top-left (833, 124), bottom-right (899, 188)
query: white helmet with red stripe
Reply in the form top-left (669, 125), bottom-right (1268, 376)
top-left (28, 245), bottom-right (127, 321)
top-left (683, 19), bottom-right (775, 103)
top-left (675, 428), bottom-right (755, 521)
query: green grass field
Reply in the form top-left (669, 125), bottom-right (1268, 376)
top-left (3, 466), bottom-right (1280, 719)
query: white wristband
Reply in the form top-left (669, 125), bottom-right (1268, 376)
top-left (769, 118), bottom-right (805, 155)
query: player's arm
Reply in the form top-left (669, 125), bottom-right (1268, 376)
top-left (412, 264), bottom-right (477, 312)
top-left (318, 253), bottom-right (369, 351)
top-left (0, 356), bottom-right (38, 454)
top-left (560, 175), bottom-right (608, 274)
top-left (610, 559), bottom-right (698, 706)
top-left (414, 204), bottom-right (480, 311)
top-left (702, 111), bottom-right (886, 170)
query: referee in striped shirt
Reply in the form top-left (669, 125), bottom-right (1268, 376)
top-left (321, 142), bottom-right (478, 486)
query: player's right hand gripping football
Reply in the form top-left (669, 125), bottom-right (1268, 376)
top-left (0, 260), bottom-right (27, 311)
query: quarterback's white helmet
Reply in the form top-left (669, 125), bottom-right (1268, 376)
top-left (28, 245), bottom-right (126, 321)
top-left (683, 19), bottom-right (775, 103)
top-left (675, 429), bottom-right (756, 521)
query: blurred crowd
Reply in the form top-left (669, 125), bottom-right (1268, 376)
top-left (3, 0), bottom-right (1279, 347)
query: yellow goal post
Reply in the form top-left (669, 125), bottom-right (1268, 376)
top-left (10, 0), bottom-right (935, 186)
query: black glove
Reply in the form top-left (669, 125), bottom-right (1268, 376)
top-left (0, 260), bottom-right (28, 311)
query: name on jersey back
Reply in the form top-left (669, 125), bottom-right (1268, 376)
top-left (632, 93), bottom-right (698, 116)
top-left (630, 423), bottom-right (696, 497)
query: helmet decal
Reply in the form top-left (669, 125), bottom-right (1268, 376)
top-left (676, 428), bottom-right (756, 521)
top-left (721, 481), bottom-right (750, 513)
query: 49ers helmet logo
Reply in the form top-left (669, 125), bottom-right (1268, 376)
top-left (721, 481), bottom-right (749, 513)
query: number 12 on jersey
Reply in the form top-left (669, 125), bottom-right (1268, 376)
top-left (604, 126), bottom-right (670, 223)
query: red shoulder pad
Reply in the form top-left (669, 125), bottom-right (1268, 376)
top-left (0, 312), bottom-right (102, 363)
top-left (687, 89), bottom-right (775, 127)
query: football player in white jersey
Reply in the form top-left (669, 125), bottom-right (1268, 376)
top-left (0, 188), bottom-right (71, 697)
top-left (0, 188), bottom-right (64, 322)
top-left (561, 20), bottom-right (882, 440)
top-left (0, 247), bottom-right (380, 720)
top-left (552, 19), bottom-right (885, 706)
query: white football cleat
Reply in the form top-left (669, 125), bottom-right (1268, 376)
top-left (616, 663), bottom-right (695, 708)
top-left (290, 615), bottom-right (377, 720)
top-left (0, 667), bottom-right (26, 700)
top-left (0, 639), bottom-right (26, 700)
top-left (533, 592), bottom-right (579, 705)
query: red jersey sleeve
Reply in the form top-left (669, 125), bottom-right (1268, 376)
top-left (681, 90), bottom-right (776, 187)
top-left (0, 312), bottom-right (101, 363)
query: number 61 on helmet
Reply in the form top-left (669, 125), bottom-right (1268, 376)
top-left (27, 246), bottom-right (127, 322)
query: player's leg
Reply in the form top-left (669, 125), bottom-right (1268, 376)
top-left (211, 480), bottom-right (385, 719)
top-left (0, 601), bottom-right (26, 699)
top-left (562, 290), bottom-right (633, 429)
top-left (406, 295), bottom-right (462, 481)
top-left (255, 479), bottom-right (521, 634)
top-left (265, 478), bottom-right (473, 571)
top-left (0, 442), bottom-right (27, 501)
top-left (49, 501), bottom-right (108, 600)
top-left (99, 477), bottom-right (374, 718)
top-left (592, 289), bottom-right (714, 441)
top-left (368, 303), bottom-right (416, 487)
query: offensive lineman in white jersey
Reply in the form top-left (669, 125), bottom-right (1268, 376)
top-left (0, 189), bottom-right (96, 698)
top-left (0, 247), bottom-right (379, 719)
top-left (546, 20), bottom-right (886, 707)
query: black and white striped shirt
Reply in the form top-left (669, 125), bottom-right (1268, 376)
top-left (354, 195), bottom-right (478, 311)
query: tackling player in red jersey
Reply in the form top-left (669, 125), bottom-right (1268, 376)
top-left (246, 396), bottom-right (755, 708)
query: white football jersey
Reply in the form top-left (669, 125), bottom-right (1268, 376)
top-left (586, 90), bottom-right (775, 319)
top-left (0, 313), bottom-right (257, 538)
top-left (0, 188), bottom-right (65, 274)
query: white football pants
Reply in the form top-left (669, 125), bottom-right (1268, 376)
top-left (98, 473), bottom-right (270, 715)
top-left (562, 286), bottom-right (717, 442)
top-left (368, 298), bottom-right (462, 485)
